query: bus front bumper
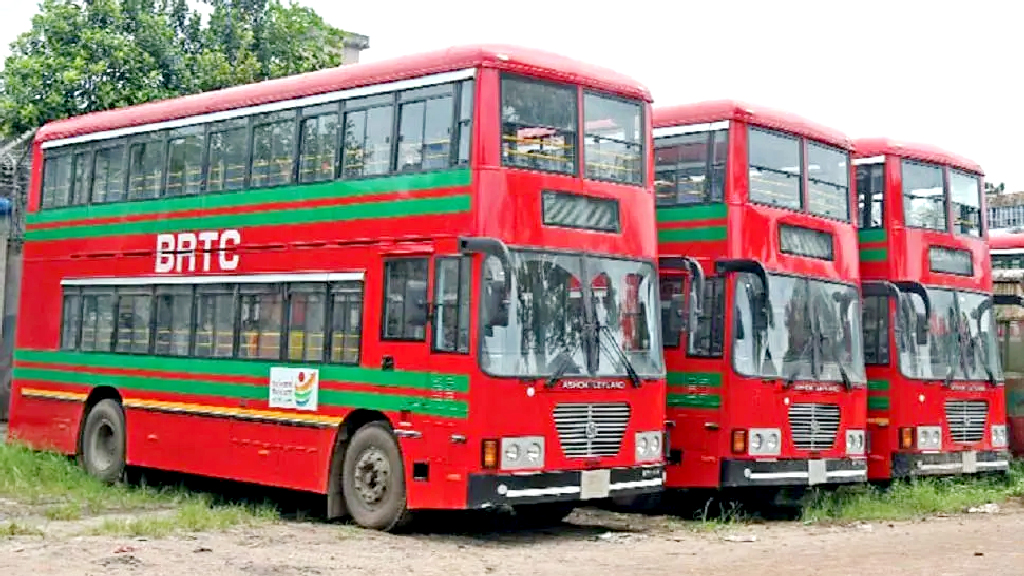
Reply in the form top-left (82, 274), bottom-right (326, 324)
top-left (892, 450), bottom-right (1011, 478)
top-left (466, 464), bottom-right (664, 508)
top-left (720, 457), bottom-right (868, 487)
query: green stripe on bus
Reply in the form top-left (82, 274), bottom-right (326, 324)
top-left (27, 168), bottom-right (471, 227)
top-left (14, 349), bottom-right (469, 393)
top-left (867, 379), bottom-right (889, 391)
top-left (14, 367), bottom-right (467, 419)
top-left (658, 226), bottom-right (727, 243)
top-left (868, 396), bottom-right (890, 411)
top-left (860, 247), bottom-right (887, 262)
top-left (667, 392), bottom-right (721, 410)
top-left (656, 203), bottom-right (727, 224)
top-left (667, 371), bottom-right (722, 388)
top-left (858, 228), bottom-right (886, 243)
top-left (25, 194), bottom-right (471, 241)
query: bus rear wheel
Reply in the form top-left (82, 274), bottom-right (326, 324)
top-left (79, 399), bottom-right (126, 484)
top-left (342, 421), bottom-right (411, 531)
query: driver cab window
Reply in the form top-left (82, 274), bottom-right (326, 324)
top-left (382, 258), bottom-right (428, 341)
top-left (689, 277), bottom-right (725, 358)
top-left (660, 278), bottom-right (684, 348)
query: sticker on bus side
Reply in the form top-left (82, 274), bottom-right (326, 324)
top-left (269, 367), bottom-right (320, 411)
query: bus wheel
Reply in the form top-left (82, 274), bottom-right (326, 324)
top-left (342, 422), bottom-right (410, 531)
top-left (79, 399), bottom-right (126, 484)
top-left (513, 503), bottom-right (576, 528)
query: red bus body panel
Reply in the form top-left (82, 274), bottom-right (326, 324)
top-left (655, 101), bottom-right (867, 489)
top-left (8, 45), bottom-right (665, 511)
top-left (854, 137), bottom-right (1008, 480)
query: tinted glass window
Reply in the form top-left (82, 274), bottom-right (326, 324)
top-left (166, 127), bottom-right (204, 197)
top-left (195, 285), bottom-right (235, 358)
top-left (501, 76), bottom-right (577, 175)
top-left (42, 155), bottom-right (72, 209)
top-left (80, 290), bottom-right (115, 352)
top-left (660, 278), bottom-right (684, 348)
top-left (748, 127), bottom-right (801, 210)
top-left (115, 291), bottom-right (152, 353)
top-left (433, 257), bottom-right (470, 353)
top-left (238, 284), bottom-right (283, 360)
top-left (207, 123), bottom-right (248, 192)
top-left (343, 94), bottom-right (393, 178)
top-left (807, 142), bottom-right (849, 221)
top-left (689, 277), bottom-right (725, 357)
top-left (862, 294), bottom-right (890, 365)
top-left (398, 84), bottom-right (454, 172)
top-left (251, 111), bottom-right (296, 188)
top-left (654, 129), bottom-right (727, 206)
top-left (856, 163), bottom-right (885, 228)
top-left (951, 169), bottom-right (982, 237)
top-left (288, 284), bottom-right (327, 362)
top-left (154, 286), bottom-right (193, 356)
top-left (383, 259), bottom-right (428, 341)
top-left (457, 79), bottom-right (474, 165)
top-left (91, 145), bottom-right (125, 203)
top-left (70, 151), bottom-right (92, 205)
top-left (583, 92), bottom-right (643, 184)
top-left (127, 138), bottom-right (165, 200)
top-left (299, 107), bottom-right (339, 183)
top-left (902, 160), bottom-right (946, 230)
top-left (330, 282), bottom-right (364, 364)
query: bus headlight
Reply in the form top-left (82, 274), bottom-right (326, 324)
top-left (846, 430), bottom-right (865, 455)
top-left (992, 425), bottom-right (1009, 448)
top-left (500, 436), bottom-right (544, 470)
top-left (916, 426), bottom-right (942, 450)
top-left (748, 428), bottom-right (782, 456)
top-left (635, 431), bottom-right (662, 462)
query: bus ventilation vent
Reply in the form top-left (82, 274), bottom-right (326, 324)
top-left (944, 400), bottom-right (988, 444)
top-left (553, 402), bottom-right (630, 458)
top-left (788, 403), bottom-right (840, 451)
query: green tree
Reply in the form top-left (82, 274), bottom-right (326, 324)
top-left (0, 0), bottom-right (350, 137)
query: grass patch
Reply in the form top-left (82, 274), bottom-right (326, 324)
top-left (0, 443), bottom-right (278, 535)
top-left (0, 521), bottom-right (44, 537)
top-left (801, 461), bottom-right (1024, 523)
top-left (91, 498), bottom-right (278, 538)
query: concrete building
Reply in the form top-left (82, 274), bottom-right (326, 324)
top-left (987, 191), bottom-right (1024, 235)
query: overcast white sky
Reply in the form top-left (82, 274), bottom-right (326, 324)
top-left (1, 0), bottom-right (1018, 189)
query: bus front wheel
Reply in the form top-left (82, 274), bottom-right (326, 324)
top-left (342, 421), bottom-right (411, 531)
top-left (79, 399), bottom-right (126, 484)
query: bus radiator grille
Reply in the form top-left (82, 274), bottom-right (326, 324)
top-left (944, 400), bottom-right (988, 444)
top-left (552, 402), bottom-right (630, 458)
top-left (788, 403), bottom-right (840, 451)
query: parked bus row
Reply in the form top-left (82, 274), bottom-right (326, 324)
top-left (4, 44), bottom-right (1013, 532)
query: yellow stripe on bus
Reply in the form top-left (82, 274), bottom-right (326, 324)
top-left (20, 387), bottom-right (341, 428)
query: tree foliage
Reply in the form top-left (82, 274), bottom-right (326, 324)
top-left (0, 0), bottom-right (349, 137)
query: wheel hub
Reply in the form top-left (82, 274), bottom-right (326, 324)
top-left (90, 419), bottom-right (116, 471)
top-left (353, 448), bottom-right (390, 506)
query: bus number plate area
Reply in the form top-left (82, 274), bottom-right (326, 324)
top-left (580, 469), bottom-right (611, 499)
top-left (808, 459), bottom-right (827, 485)
top-left (962, 450), bottom-right (978, 473)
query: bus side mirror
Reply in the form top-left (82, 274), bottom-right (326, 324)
top-left (483, 279), bottom-right (509, 329)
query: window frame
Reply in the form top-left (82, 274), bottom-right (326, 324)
top-left (499, 73), bottom-right (580, 178)
top-left (949, 167), bottom-right (983, 237)
top-left (653, 127), bottom-right (728, 207)
top-left (581, 89), bottom-right (646, 186)
top-left (381, 257), bottom-right (430, 342)
top-left (900, 158), bottom-right (948, 232)
top-left (298, 103), bottom-right (343, 184)
top-left (328, 280), bottom-right (365, 365)
top-left (856, 161), bottom-right (886, 229)
top-left (396, 84), bottom-right (456, 174)
top-left (861, 294), bottom-right (891, 366)
top-left (249, 109), bottom-right (299, 190)
top-left (805, 141), bottom-right (851, 222)
top-left (431, 256), bottom-right (471, 354)
top-left (341, 92), bottom-right (397, 180)
top-left (687, 276), bottom-right (726, 358)
top-left (747, 126), bottom-right (804, 211)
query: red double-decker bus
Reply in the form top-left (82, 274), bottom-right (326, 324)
top-left (5, 44), bottom-right (667, 531)
top-left (854, 138), bottom-right (1010, 479)
top-left (653, 100), bottom-right (868, 491)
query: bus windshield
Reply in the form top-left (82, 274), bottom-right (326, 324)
top-left (897, 288), bottom-right (1002, 381)
top-left (733, 273), bottom-right (866, 384)
top-left (480, 251), bottom-right (663, 378)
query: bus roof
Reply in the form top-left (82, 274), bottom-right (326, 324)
top-left (35, 44), bottom-right (652, 144)
top-left (653, 99), bottom-right (851, 150)
top-left (852, 138), bottom-right (983, 176)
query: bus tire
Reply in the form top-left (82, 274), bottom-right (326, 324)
top-left (79, 399), bottom-right (126, 484)
top-left (342, 421), bottom-right (411, 531)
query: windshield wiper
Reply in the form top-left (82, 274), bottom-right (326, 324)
top-left (544, 337), bottom-right (584, 389)
top-left (596, 324), bottom-right (642, 388)
top-left (817, 332), bottom-right (852, 391)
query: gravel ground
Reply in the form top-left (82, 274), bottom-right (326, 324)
top-left (1, 505), bottom-right (1022, 576)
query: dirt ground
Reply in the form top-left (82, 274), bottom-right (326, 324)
top-left (3, 422), bottom-right (1024, 576)
top-left (2, 503), bottom-right (1023, 576)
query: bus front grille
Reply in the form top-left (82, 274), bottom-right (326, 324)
top-left (788, 403), bottom-right (840, 451)
top-left (945, 400), bottom-right (987, 444)
top-left (553, 402), bottom-right (630, 458)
